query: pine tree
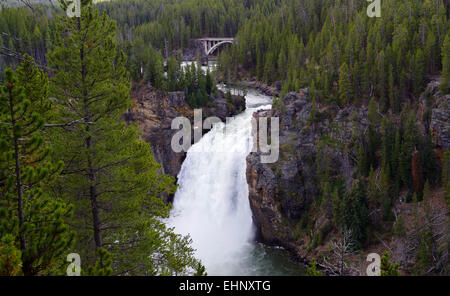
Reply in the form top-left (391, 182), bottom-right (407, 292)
top-left (380, 167), bottom-right (393, 221)
top-left (15, 54), bottom-right (53, 117)
top-left (194, 262), bottom-right (208, 276)
top-left (377, 50), bottom-right (388, 111)
top-left (380, 251), bottom-right (400, 276)
top-left (341, 180), bottom-right (369, 249)
top-left (306, 259), bottom-right (323, 276)
top-left (308, 97), bottom-right (318, 124)
top-left (392, 129), bottom-right (401, 194)
top-left (367, 167), bottom-right (379, 208)
top-left (415, 230), bottom-right (435, 275)
top-left (0, 234), bottom-right (22, 276)
top-left (146, 46), bottom-right (165, 90)
top-left (440, 34), bottom-right (450, 94)
top-left (443, 151), bottom-right (450, 208)
top-left (420, 133), bottom-right (438, 186)
top-left (331, 186), bottom-right (342, 226)
top-left (399, 111), bottom-right (420, 189)
top-left (0, 67), bottom-right (74, 276)
top-left (381, 117), bottom-right (390, 172)
top-left (47, 2), bottom-right (202, 275)
top-left (85, 248), bottom-right (113, 276)
top-left (167, 56), bottom-right (181, 91)
top-left (357, 142), bottom-right (368, 177)
top-left (393, 215), bottom-right (406, 237)
top-left (388, 65), bottom-right (399, 114)
top-left (338, 62), bottom-right (352, 105)
top-left (367, 97), bottom-right (380, 170)
top-left (413, 49), bottom-right (426, 97)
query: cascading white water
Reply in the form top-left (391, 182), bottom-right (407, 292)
top-left (167, 87), bottom-right (272, 275)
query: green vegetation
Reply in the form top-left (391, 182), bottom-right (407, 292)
top-left (220, 0), bottom-right (448, 106)
top-left (0, 61), bottom-right (74, 276)
top-left (381, 251), bottom-right (400, 276)
top-left (0, 4), bottom-right (53, 79)
top-left (306, 259), bottom-right (322, 276)
top-left (1, 1), bottom-right (203, 276)
top-left (0, 0), bottom-right (448, 276)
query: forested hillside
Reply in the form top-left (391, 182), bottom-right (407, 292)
top-left (0, 4), bottom-right (54, 78)
top-left (220, 0), bottom-right (449, 103)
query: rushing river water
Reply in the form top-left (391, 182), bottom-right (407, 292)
top-left (167, 62), bottom-right (305, 276)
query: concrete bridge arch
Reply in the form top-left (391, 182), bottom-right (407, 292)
top-left (198, 38), bottom-right (234, 56)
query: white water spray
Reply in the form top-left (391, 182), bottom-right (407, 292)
top-left (168, 88), bottom-right (272, 275)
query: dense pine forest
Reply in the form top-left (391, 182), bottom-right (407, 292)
top-left (0, 0), bottom-right (449, 276)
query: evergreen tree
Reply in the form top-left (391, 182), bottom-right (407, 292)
top-left (0, 67), bottom-right (74, 276)
top-left (399, 111), bottom-right (420, 189)
top-left (306, 259), bottom-right (323, 276)
top-left (388, 65), bottom-right (399, 114)
top-left (441, 34), bottom-right (450, 94)
top-left (393, 215), bottom-right (406, 237)
top-left (338, 62), bottom-right (352, 105)
top-left (15, 54), bottom-right (53, 117)
top-left (85, 248), bottom-right (113, 276)
top-left (194, 262), bottom-right (208, 276)
top-left (146, 46), bottom-right (165, 90)
top-left (415, 230), bottom-right (435, 275)
top-left (357, 142), bottom-right (368, 177)
top-left (0, 234), bottom-right (22, 276)
top-left (340, 180), bottom-right (369, 249)
top-left (367, 97), bottom-right (380, 171)
top-left (331, 186), bottom-right (342, 226)
top-left (413, 49), bottom-right (426, 97)
top-left (380, 251), bottom-right (400, 276)
top-left (392, 129), bottom-right (401, 194)
top-left (367, 167), bottom-right (379, 208)
top-left (167, 56), bottom-right (181, 91)
top-left (308, 97), bottom-right (318, 124)
top-left (420, 133), bottom-right (438, 187)
top-left (380, 167), bottom-right (394, 221)
top-left (205, 69), bottom-right (214, 95)
top-left (443, 151), bottom-right (450, 208)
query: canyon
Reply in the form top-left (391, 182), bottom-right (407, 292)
top-left (128, 78), bottom-right (449, 274)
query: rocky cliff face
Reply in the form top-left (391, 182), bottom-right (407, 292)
top-left (246, 80), bottom-right (449, 264)
top-left (246, 89), bottom-right (368, 258)
top-left (427, 81), bottom-right (450, 151)
top-left (127, 83), bottom-right (245, 179)
top-left (241, 78), bottom-right (281, 97)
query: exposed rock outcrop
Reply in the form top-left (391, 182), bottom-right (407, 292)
top-left (246, 89), bottom-right (368, 257)
top-left (425, 81), bottom-right (450, 151)
top-left (127, 83), bottom-right (245, 179)
top-left (241, 78), bottom-right (281, 97)
top-left (246, 80), bottom-right (448, 267)
top-left (127, 86), bottom-right (190, 177)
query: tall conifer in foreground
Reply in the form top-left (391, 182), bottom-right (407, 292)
top-left (48, 1), bottom-right (202, 275)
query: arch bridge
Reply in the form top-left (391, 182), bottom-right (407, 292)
top-left (198, 38), bottom-right (234, 56)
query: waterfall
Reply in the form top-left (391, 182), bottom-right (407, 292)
top-left (167, 88), bottom-right (272, 275)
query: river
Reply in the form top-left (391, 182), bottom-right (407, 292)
top-left (167, 62), bottom-right (305, 276)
